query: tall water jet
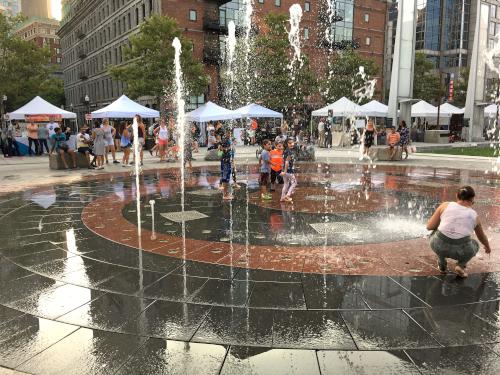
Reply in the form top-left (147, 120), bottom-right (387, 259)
top-left (226, 21), bottom-right (237, 110)
top-left (484, 34), bottom-right (500, 175)
top-left (243, 0), bottom-right (254, 103)
top-left (132, 115), bottom-right (142, 239)
top-left (288, 4), bottom-right (303, 76)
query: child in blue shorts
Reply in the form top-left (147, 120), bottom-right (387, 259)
top-left (219, 137), bottom-right (233, 200)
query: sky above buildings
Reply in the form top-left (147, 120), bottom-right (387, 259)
top-left (51, 0), bottom-right (61, 20)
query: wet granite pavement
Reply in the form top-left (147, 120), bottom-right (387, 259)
top-left (0, 164), bottom-right (499, 374)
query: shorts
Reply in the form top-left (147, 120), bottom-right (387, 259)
top-left (429, 230), bottom-right (479, 266)
top-left (259, 172), bottom-right (270, 186)
top-left (104, 138), bottom-right (114, 147)
top-left (221, 162), bottom-right (232, 183)
top-left (271, 169), bottom-right (284, 184)
top-left (158, 139), bottom-right (168, 146)
top-left (78, 147), bottom-right (90, 154)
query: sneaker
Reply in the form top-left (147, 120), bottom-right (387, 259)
top-left (113, 160), bottom-right (120, 164)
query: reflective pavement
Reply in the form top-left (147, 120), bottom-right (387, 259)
top-left (0, 164), bottom-right (499, 374)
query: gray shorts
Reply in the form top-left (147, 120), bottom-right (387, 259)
top-left (429, 230), bottom-right (479, 266)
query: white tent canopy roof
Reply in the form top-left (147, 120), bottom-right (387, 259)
top-left (484, 103), bottom-right (498, 117)
top-left (91, 95), bottom-right (159, 118)
top-left (439, 102), bottom-right (464, 115)
top-left (358, 100), bottom-right (389, 117)
top-left (8, 96), bottom-right (77, 120)
top-left (311, 97), bottom-right (361, 117)
top-left (186, 101), bottom-right (238, 122)
top-left (233, 103), bottom-right (283, 119)
top-left (411, 100), bottom-right (451, 118)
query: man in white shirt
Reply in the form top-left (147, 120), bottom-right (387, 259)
top-left (318, 118), bottom-right (325, 147)
top-left (46, 121), bottom-right (58, 137)
top-left (76, 126), bottom-right (92, 168)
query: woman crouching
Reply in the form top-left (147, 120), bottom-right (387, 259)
top-left (427, 186), bottom-right (491, 278)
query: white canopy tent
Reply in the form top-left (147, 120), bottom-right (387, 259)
top-left (91, 95), bottom-right (159, 118)
top-left (8, 96), bottom-right (76, 120)
top-left (438, 102), bottom-right (464, 116)
top-left (233, 103), bottom-right (283, 119)
top-left (311, 97), bottom-right (361, 117)
top-left (411, 100), bottom-right (452, 118)
top-left (185, 101), bottom-right (238, 122)
top-left (484, 103), bottom-right (498, 118)
top-left (359, 100), bottom-right (389, 117)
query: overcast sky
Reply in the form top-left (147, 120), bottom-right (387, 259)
top-left (51, 0), bottom-right (62, 20)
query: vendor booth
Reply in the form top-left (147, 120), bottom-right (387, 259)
top-left (7, 96), bottom-right (77, 155)
top-left (232, 103), bottom-right (283, 145)
top-left (411, 101), bottom-right (452, 143)
top-left (91, 95), bottom-right (160, 118)
top-left (186, 102), bottom-right (238, 146)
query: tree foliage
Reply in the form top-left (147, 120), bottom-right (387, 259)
top-left (320, 48), bottom-right (379, 104)
top-left (452, 68), bottom-right (468, 108)
top-left (108, 15), bottom-right (209, 106)
top-left (0, 13), bottom-right (64, 110)
top-left (413, 52), bottom-right (442, 103)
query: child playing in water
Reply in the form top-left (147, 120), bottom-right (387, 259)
top-left (270, 141), bottom-right (284, 192)
top-left (219, 136), bottom-right (233, 200)
top-left (281, 138), bottom-right (297, 203)
top-left (259, 139), bottom-right (273, 200)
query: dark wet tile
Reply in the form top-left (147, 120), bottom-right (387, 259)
top-left (190, 279), bottom-right (253, 307)
top-left (121, 300), bottom-right (211, 341)
top-left (18, 327), bottom-right (147, 375)
top-left (302, 274), bottom-right (369, 310)
top-left (193, 306), bottom-right (274, 346)
top-left (233, 268), bottom-right (302, 282)
top-left (1, 241), bottom-right (57, 259)
top-left (83, 246), bottom-right (141, 268)
top-left (391, 275), bottom-right (481, 307)
top-left (172, 262), bottom-right (238, 280)
top-left (0, 257), bottom-right (33, 283)
top-left (248, 282), bottom-right (306, 309)
top-left (57, 260), bottom-right (129, 288)
top-left (97, 269), bottom-right (166, 295)
top-left (406, 346), bottom-right (500, 374)
top-left (0, 305), bottom-right (25, 327)
top-left (473, 300), bottom-right (500, 328)
top-left (30, 255), bottom-right (89, 279)
top-left (58, 292), bottom-right (154, 331)
top-left (272, 310), bottom-right (356, 349)
top-left (0, 315), bottom-right (78, 368)
top-left (139, 252), bottom-right (184, 273)
top-left (0, 274), bottom-right (61, 305)
top-left (141, 273), bottom-right (208, 302)
top-left (10, 284), bottom-right (102, 320)
top-left (115, 338), bottom-right (227, 375)
top-left (12, 249), bottom-right (75, 268)
top-left (341, 310), bottom-right (438, 350)
top-left (406, 305), bottom-right (500, 346)
top-left (317, 350), bottom-right (420, 374)
top-left (220, 346), bottom-right (320, 375)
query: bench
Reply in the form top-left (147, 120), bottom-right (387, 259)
top-left (367, 146), bottom-right (403, 161)
top-left (49, 152), bottom-right (90, 170)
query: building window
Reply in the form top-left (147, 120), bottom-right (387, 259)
top-left (142, 3), bottom-right (146, 18)
top-left (136, 8), bottom-right (139, 25)
top-left (305, 2), bottom-right (310, 12)
top-left (491, 4), bottom-right (497, 19)
top-left (489, 21), bottom-right (496, 36)
top-left (275, 0), bottom-right (281, 7)
top-left (364, 13), bottom-right (369, 23)
top-left (365, 36), bottom-right (371, 46)
top-left (304, 27), bottom-right (309, 40)
top-left (189, 10), bottom-right (197, 21)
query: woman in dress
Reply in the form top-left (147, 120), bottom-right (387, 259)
top-left (114, 122), bottom-right (121, 152)
top-left (101, 118), bottom-right (118, 164)
top-left (398, 120), bottom-right (410, 159)
top-left (154, 119), bottom-right (169, 162)
top-left (92, 122), bottom-right (106, 169)
top-left (361, 120), bottom-right (376, 159)
top-left (120, 121), bottom-right (131, 167)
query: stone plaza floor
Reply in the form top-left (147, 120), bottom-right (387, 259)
top-left (0, 148), bottom-right (499, 374)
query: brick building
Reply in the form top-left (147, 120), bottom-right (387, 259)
top-left (14, 17), bottom-right (62, 77)
top-left (58, 0), bottom-right (387, 121)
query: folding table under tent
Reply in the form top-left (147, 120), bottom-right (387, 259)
top-left (91, 95), bottom-right (160, 118)
top-left (8, 96), bottom-right (77, 120)
top-left (359, 100), bottom-right (389, 118)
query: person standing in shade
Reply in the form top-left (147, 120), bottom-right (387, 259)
top-left (219, 136), bottom-right (233, 201)
top-left (361, 120), bottom-right (376, 159)
top-left (318, 118), bottom-right (325, 147)
top-left (26, 122), bottom-right (39, 156)
top-left (120, 121), bottom-right (132, 167)
top-left (427, 186), bottom-right (492, 278)
top-left (7, 123), bottom-right (19, 156)
top-left (387, 127), bottom-right (400, 161)
top-left (398, 120), bottom-right (410, 159)
top-left (92, 123), bottom-right (106, 170)
top-left (270, 141), bottom-right (284, 192)
top-left (37, 124), bottom-right (50, 155)
top-left (259, 139), bottom-right (273, 200)
top-left (101, 119), bottom-right (119, 164)
top-left (280, 138), bottom-right (297, 203)
top-left (114, 122), bottom-right (121, 152)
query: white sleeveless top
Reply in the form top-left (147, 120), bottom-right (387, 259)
top-left (158, 126), bottom-right (169, 140)
top-left (438, 202), bottom-right (478, 239)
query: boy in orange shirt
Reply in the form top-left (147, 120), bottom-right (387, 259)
top-left (387, 127), bottom-right (401, 161)
top-left (270, 141), bottom-right (284, 192)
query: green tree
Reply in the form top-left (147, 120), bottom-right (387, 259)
top-left (109, 15), bottom-right (209, 108)
top-left (452, 68), bottom-right (468, 108)
top-left (320, 48), bottom-right (379, 104)
top-left (0, 14), bottom-right (61, 111)
top-left (413, 52), bottom-right (442, 103)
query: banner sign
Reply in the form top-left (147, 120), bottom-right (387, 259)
top-left (25, 114), bottom-right (62, 122)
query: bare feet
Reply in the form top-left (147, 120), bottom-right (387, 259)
top-left (455, 265), bottom-right (468, 278)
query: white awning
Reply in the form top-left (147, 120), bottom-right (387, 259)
top-left (359, 100), bottom-right (389, 117)
top-left (412, 100), bottom-right (451, 118)
top-left (438, 102), bottom-right (464, 115)
top-left (91, 95), bottom-right (159, 118)
top-left (185, 101), bottom-right (238, 122)
top-left (8, 96), bottom-right (76, 120)
top-left (233, 103), bottom-right (283, 119)
top-left (311, 97), bottom-right (361, 117)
